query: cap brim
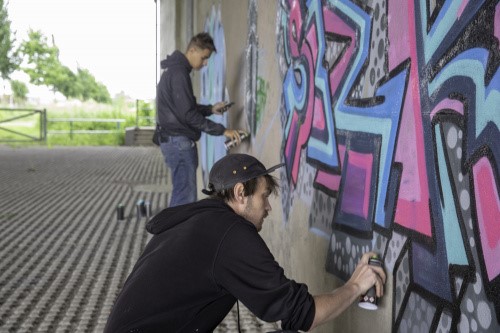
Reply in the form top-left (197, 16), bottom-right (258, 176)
top-left (265, 162), bottom-right (285, 174)
top-left (202, 162), bottom-right (285, 194)
top-left (241, 162), bottom-right (284, 184)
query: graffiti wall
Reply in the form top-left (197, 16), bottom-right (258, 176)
top-left (200, 4), bottom-right (228, 186)
top-left (276, 0), bottom-right (500, 331)
top-left (245, 0), bottom-right (268, 137)
top-left (245, 0), bottom-right (259, 136)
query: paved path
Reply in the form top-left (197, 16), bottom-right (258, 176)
top-left (0, 146), bottom-right (278, 333)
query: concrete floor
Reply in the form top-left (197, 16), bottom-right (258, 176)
top-left (0, 146), bottom-right (278, 332)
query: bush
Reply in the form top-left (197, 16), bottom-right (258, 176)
top-left (11, 80), bottom-right (28, 103)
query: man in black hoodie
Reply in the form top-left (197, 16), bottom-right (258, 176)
top-left (156, 32), bottom-right (242, 207)
top-left (104, 154), bottom-right (386, 332)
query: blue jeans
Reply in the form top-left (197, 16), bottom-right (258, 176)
top-left (160, 136), bottom-right (198, 207)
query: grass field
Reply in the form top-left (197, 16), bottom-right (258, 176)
top-left (0, 99), bottom-right (154, 146)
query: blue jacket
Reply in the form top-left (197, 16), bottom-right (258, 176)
top-left (155, 51), bottom-right (225, 141)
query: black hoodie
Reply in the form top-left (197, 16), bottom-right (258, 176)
top-left (104, 199), bottom-right (315, 333)
top-left (156, 50), bottom-right (225, 141)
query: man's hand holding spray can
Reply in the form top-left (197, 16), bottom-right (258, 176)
top-left (358, 255), bottom-right (384, 310)
top-left (225, 130), bottom-right (249, 151)
top-left (215, 101), bottom-right (250, 150)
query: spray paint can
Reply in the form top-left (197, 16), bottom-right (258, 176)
top-left (224, 131), bottom-right (249, 151)
top-left (136, 199), bottom-right (145, 218)
top-left (116, 204), bottom-right (125, 221)
top-left (358, 256), bottom-right (384, 310)
top-left (144, 200), bottom-right (152, 217)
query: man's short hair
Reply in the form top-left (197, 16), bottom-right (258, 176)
top-left (210, 174), bottom-right (279, 202)
top-left (187, 32), bottom-right (217, 53)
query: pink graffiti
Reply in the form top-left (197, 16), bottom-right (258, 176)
top-left (457, 0), bottom-right (470, 18)
top-left (323, 7), bottom-right (356, 99)
top-left (473, 157), bottom-right (500, 281)
top-left (430, 98), bottom-right (465, 118)
top-left (310, 5), bottom-right (355, 193)
top-left (389, 0), bottom-right (432, 237)
top-left (315, 144), bottom-right (346, 193)
top-left (283, 0), bottom-right (325, 185)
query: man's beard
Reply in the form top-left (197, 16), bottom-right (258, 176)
top-left (242, 197), bottom-right (266, 231)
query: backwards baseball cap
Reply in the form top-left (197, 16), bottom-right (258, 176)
top-left (202, 153), bottom-right (284, 195)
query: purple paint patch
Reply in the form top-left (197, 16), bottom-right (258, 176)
top-left (341, 164), bottom-right (366, 216)
top-left (340, 151), bottom-right (373, 219)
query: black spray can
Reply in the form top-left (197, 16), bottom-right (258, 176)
top-left (358, 256), bottom-right (383, 310)
top-left (136, 200), bottom-right (145, 218)
top-left (144, 200), bottom-right (152, 217)
top-left (116, 204), bottom-right (125, 221)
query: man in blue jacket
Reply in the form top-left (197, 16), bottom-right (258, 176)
top-left (156, 32), bottom-right (242, 207)
top-left (104, 154), bottom-right (386, 332)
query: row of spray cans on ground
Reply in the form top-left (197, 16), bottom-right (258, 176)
top-left (114, 129), bottom-right (250, 220)
top-left (116, 200), bottom-right (152, 220)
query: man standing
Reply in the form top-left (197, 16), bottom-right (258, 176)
top-left (156, 32), bottom-right (242, 207)
top-left (105, 154), bottom-right (386, 332)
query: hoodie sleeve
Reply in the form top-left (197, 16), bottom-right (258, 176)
top-left (213, 222), bottom-right (315, 331)
top-left (197, 104), bottom-right (214, 117)
top-left (171, 70), bottom-right (226, 136)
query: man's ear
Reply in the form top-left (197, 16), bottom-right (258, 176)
top-left (187, 46), bottom-right (199, 55)
top-left (233, 183), bottom-right (246, 204)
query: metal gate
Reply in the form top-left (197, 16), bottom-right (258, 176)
top-left (0, 108), bottom-right (47, 143)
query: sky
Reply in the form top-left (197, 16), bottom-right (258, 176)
top-left (7, 0), bottom-right (157, 100)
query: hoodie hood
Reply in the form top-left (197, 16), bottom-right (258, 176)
top-left (146, 199), bottom-right (233, 235)
top-left (160, 50), bottom-right (192, 72)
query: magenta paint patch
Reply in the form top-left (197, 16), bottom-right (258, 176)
top-left (388, 0), bottom-right (411, 70)
top-left (324, 8), bottom-right (356, 96)
top-left (394, 89), bottom-right (432, 238)
top-left (340, 151), bottom-right (373, 219)
top-left (316, 170), bottom-right (341, 192)
top-left (473, 157), bottom-right (500, 281)
top-left (315, 144), bottom-right (346, 191)
top-left (313, 96), bottom-right (326, 130)
top-left (495, 3), bottom-right (500, 43)
top-left (457, 0), bottom-right (470, 18)
top-left (430, 98), bottom-right (465, 118)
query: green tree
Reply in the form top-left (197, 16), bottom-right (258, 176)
top-left (57, 64), bottom-right (80, 99)
top-left (76, 67), bottom-right (98, 101)
top-left (76, 67), bottom-right (111, 103)
top-left (10, 79), bottom-right (28, 103)
top-left (0, 0), bottom-right (21, 79)
top-left (91, 81), bottom-right (111, 104)
top-left (21, 29), bottom-right (112, 103)
top-left (21, 29), bottom-right (62, 90)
